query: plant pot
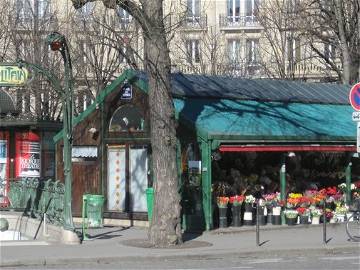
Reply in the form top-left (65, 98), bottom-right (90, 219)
top-left (329, 218), bottom-right (337, 224)
top-left (335, 214), bottom-right (345, 222)
top-left (272, 215), bottom-right (281, 225)
top-left (311, 216), bottom-right (320, 225)
top-left (219, 207), bottom-right (228, 228)
top-left (243, 211), bottom-right (254, 226)
top-left (232, 205), bottom-right (242, 227)
top-left (245, 203), bottom-right (254, 212)
top-left (286, 217), bottom-right (297, 225)
top-left (257, 214), bottom-right (267, 225)
top-left (272, 206), bottom-right (281, 216)
top-left (267, 213), bottom-right (273, 224)
top-left (299, 215), bottom-right (309, 225)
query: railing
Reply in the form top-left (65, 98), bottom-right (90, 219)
top-left (0, 178), bottom-right (64, 226)
top-left (181, 15), bottom-right (207, 29)
top-left (219, 14), bottom-right (260, 28)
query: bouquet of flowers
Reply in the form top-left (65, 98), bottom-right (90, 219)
top-left (217, 196), bottom-right (229, 208)
top-left (286, 193), bottom-right (302, 209)
top-left (245, 195), bottom-right (255, 204)
top-left (229, 195), bottom-right (245, 206)
top-left (263, 192), bottom-right (280, 207)
top-left (310, 207), bottom-right (323, 217)
top-left (284, 209), bottom-right (298, 218)
top-left (296, 207), bottom-right (310, 216)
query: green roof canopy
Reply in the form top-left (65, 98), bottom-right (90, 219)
top-left (54, 70), bottom-right (356, 144)
top-left (174, 98), bottom-right (355, 142)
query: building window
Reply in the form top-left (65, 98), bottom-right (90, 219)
top-left (109, 105), bottom-right (145, 132)
top-left (324, 43), bottom-right (336, 61)
top-left (117, 8), bottom-right (132, 25)
top-left (227, 39), bottom-right (241, 64)
top-left (16, 0), bottom-right (32, 22)
top-left (77, 2), bottom-right (94, 17)
top-left (246, 39), bottom-right (259, 64)
top-left (38, 0), bottom-right (50, 19)
top-left (187, 0), bottom-right (200, 21)
top-left (186, 39), bottom-right (200, 63)
top-left (245, 0), bottom-right (259, 23)
top-left (287, 38), bottom-right (301, 63)
top-left (227, 0), bottom-right (240, 22)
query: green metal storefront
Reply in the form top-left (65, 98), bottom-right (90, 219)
top-left (54, 70), bottom-right (356, 231)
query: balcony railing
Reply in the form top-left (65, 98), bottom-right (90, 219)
top-left (219, 14), bottom-right (260, 28)
top-left (181, 15), bottom-right (207, 29)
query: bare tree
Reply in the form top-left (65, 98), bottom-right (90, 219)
top-left (1, 0), bottom-right (64, 121)
top-left (256, 0), bottom-right (310, 80)
top-left (71, 0), bottom-right (181, 247)
top-left (295, 0), bottom-right (359, 84)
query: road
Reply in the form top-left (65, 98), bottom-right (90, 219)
top-left (2, 249), bottom-right (359, 270)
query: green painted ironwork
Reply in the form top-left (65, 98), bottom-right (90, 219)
top-left (346, 160), bottom-right (352, 206)
top-left (0, 178), bottom-right (65, 226)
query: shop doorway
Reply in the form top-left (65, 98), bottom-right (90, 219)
top-left (107, 145), bottom-right (148, 213)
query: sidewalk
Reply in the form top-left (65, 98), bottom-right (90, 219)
top-left (1, 222), bottom-right (358, 267)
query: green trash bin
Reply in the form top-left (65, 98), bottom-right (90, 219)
top-left (146, 188), bottom-right (154, 223)
top-left (83, 194), bottom-right (104, 228)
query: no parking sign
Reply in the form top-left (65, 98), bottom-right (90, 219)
top-left (350, 82), bottom-right (360, 152)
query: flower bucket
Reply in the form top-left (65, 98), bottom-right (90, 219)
top-left (232, 205), bottom-right (242, 227)
top-left (219, 207), bottom-right (228, 228)
top-left (311, 216), bottom-right (320, 225)
top-left (272, 215), bottom-right (281, 225)
top-left (257, 214), bottom-right (267, 226)
top-left (272, 206), bottom-right (281, 216)
top-left (299, 215), bottom-right (309, 225)
top-left (245, 203), bottom-right (254, 212)
top-left (286, 217), bottom-right (297, 226)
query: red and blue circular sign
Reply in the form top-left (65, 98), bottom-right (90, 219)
top-left (349, 82), bottom-right (360, 111)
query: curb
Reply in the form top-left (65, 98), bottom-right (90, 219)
top-left (1, 245), bottom-right (356, 268)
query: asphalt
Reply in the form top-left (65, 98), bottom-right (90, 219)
top-left (0, 222), bottom-right (359, 267)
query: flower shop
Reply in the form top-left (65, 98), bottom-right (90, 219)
top-left (52, 69), bottom-right (358, 231)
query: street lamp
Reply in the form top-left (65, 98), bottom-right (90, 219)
top-left (46, 32), bottom-right (74, 231)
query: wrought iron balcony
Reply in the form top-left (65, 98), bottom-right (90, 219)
top-left (181, 15), bottom-right (207, 30)
top-left (219, 14), bottom-right (260, 28)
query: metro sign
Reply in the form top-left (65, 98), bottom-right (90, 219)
top-left (0, 64), bottom-right (29, 86)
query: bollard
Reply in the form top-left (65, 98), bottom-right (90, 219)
top-left (256, 201), bottom-right (260, 246)
top-left (323, 201), bottom-right (326, 244)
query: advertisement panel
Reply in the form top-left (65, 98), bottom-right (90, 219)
top-left (0, 131), bottom-right (9, 205)
top-left (15, 132), bottom-right (41, 178)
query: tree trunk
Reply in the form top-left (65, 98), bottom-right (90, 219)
top-left (142, 1), bottom-right (182, 247)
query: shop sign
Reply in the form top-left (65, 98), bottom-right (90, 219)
top-left (0, 64), bottom-right (29, 86)
top-left (121, 84), bottom-right (132, 100)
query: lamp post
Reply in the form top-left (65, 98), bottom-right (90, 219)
top-left (46, 32), bottom-right (74, 231)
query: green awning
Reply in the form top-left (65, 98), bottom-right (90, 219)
top-left (174, 98), bottom-right (356, 142)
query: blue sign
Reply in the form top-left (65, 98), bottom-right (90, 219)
top-left (349, 82), bottom-right (360, 111)
top-left (121, 84), bottom-right (132, 100)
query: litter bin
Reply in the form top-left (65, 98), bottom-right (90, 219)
top-left (82, 194), bottom-right (105, 228)
top-left (146, 188), bottom-right (154, 223)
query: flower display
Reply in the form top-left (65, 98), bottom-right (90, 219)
top-left (286, 193), bottom-right (302, 208)
top-left (229, 195), bottom-right (245, 206)
top-left (284, 209), bottom-right (298, 218)
top-left (296, 207), bottom-right (310, 216)
top-left (310, 207), bottom-right (323, 217)
top-left (217, 196), bottom-right (229, 208)
top-left (245, 195), bottom-right (255, 204)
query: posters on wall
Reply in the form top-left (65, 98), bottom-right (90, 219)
top-left (0, 137), bottom-right (8, 204)
top-left (15, 132), bottom-right (41, 178)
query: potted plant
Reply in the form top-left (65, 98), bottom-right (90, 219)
top-left (284, 209), bottom-right (298, 225)
top-left (217, 196), bottom-right (229, 228)
top-left (243, 195), bottom-right (255, 225)
top-left (310, 207), bottom-right (322, 224)
top-left (229, 195), bottom-right (244, 227)
top-left (334, 205), bottom-right (348, 222)
top-left (296, 207), bottom-right (310, 224)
